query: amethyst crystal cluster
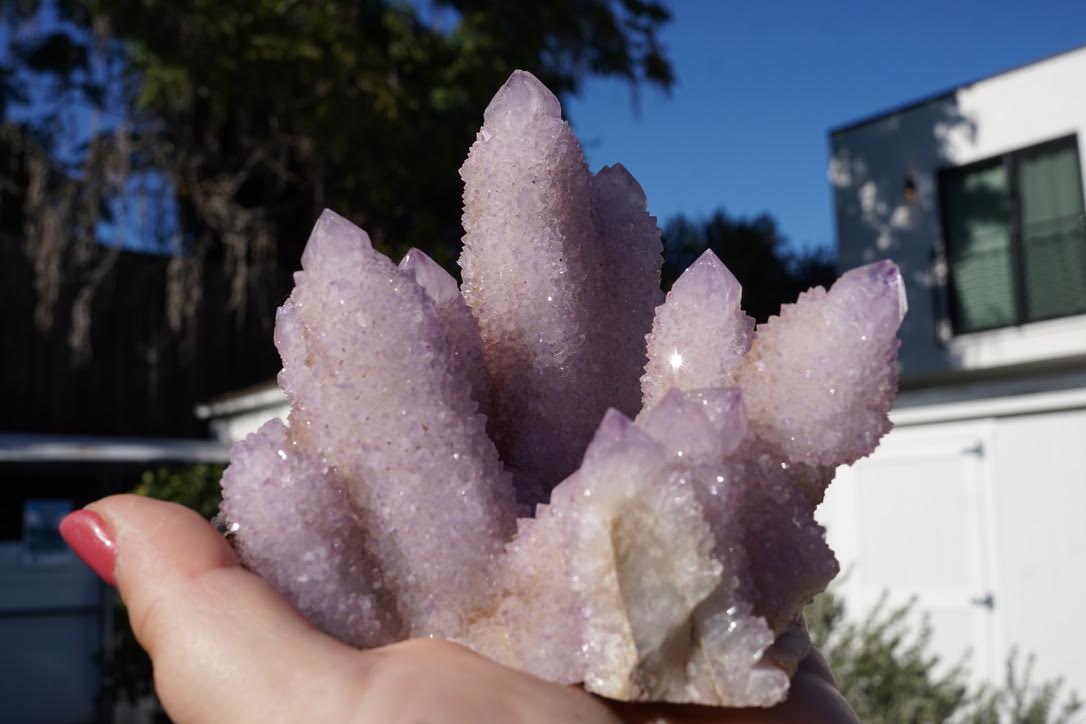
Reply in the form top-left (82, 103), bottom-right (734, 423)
top-left (219, 70), bottom-right (906, 707)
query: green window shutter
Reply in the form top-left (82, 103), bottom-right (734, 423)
top-left (1016, 140), bottom-right (1086, 321)
top-left (943, 160), bottom-right (1017, 333)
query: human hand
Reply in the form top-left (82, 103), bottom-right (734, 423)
top-left (61, 495), bottom-right (858, 723)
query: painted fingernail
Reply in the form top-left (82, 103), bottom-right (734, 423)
top-left (59, 510), bottom-right (116, 586)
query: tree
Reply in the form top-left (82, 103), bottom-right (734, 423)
top-left (0, 0), bottom-right (674, 435)
top-left (661, 209), bottom-right (837, 323)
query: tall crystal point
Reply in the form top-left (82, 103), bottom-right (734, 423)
top-left (460, 71), bottom-right (662, 503)
top-left (591, 164), bottom-right (665, 415)
top-left (275, 210), bottom-right (517, 637)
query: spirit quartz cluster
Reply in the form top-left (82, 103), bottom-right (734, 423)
top-left (219, 70), bottom-right (906, 707)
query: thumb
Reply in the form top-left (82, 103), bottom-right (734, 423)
top-left (65, 495), bottom-right (359, 723)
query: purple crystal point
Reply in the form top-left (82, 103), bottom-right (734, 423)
top-left (683, 387), bottom-right (748, 454)
top-left (483, 69), bottom-right (561, 128)
top-left (638, 388), bottom-right (730, 464)
top-left (299, 208), bottom-right (371, 272)
top-left (460, 70), bottom-right (660, 504)
top-left (591, 164), bottom-right (664, 417)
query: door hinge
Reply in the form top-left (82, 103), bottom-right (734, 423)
top-left (961, 441), bottom-right (985, 458)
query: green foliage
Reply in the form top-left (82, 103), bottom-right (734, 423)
top-left (3, 0), bottom-right (675, 324)
top-left (807, 591), bottom-right (1082, 724)
top-left (133, 463), bottom-right (224, 518)
top-left (661, 210), bottom-right (837, 322)
top-left (967, 654), bottom-right (1084, 724)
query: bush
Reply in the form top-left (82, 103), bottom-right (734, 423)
top-left (806, 591), bottom-right (1082, 723)
top-left (132, 464), bottom-right (224, 519)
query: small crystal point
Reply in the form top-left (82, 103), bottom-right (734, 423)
top-left (592, 163), bottom-right (648, 209)
top-left (300, 209), bottom-right (372, 270)
top-left (683, 249), bottom-right (742, 302)
top-left (560, 409), bottom-right (723, 702)
top-left (220, 419), bottom-right (397, 647)
top-left (483, 70), bottom-right (561, 128)
top-left (683, 387), bottom-right (748, 455)
top-left (638, 388), bottom-right (725, 464)
top-left (838, 258), bottom-right (909, 322)
top-left (399, 248), bottom-right (460, 305)
top-left (597, 405), bottom-right (635, 436)
top-left (590, 162), bottom-right (664, 418)
top-left (642, 250), bottom-right (754, 410)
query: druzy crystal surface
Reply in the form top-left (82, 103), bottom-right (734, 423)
top-left (219, 70), bottom-right (906, 707)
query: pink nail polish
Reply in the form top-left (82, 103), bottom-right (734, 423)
top-left (59, 510), bottom-right (116, 586)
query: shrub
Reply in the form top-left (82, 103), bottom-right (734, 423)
top-left (806, 592), bottom-right (1082, 723)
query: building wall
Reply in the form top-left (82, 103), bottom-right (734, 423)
top-left (0, 544), bottom-right (105, 723)
top-left (208, 402), bottom-right (288, 445)
top-left (830, 46), bottom-right (1086, 384)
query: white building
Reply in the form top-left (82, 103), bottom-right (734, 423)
top-left (821, 45), bottom-right (1086, 695)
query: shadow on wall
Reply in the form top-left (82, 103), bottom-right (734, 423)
top-left (830, 95), bottom-right (977, 380)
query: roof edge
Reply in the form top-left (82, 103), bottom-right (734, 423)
top-left (830, 42), bottom-right (1086, 138)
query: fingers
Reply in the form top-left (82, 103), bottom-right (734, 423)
top-left (87, 495), bottom-right (359, 723)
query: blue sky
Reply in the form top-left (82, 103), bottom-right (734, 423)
top-left (564, 0), bottom-right (1086, 253)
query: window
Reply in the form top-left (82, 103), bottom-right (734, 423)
top-left (938, 135), bottom-right (1086, 334)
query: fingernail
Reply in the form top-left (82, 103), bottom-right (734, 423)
top-left (59, 510), bottom-right (116, 586)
